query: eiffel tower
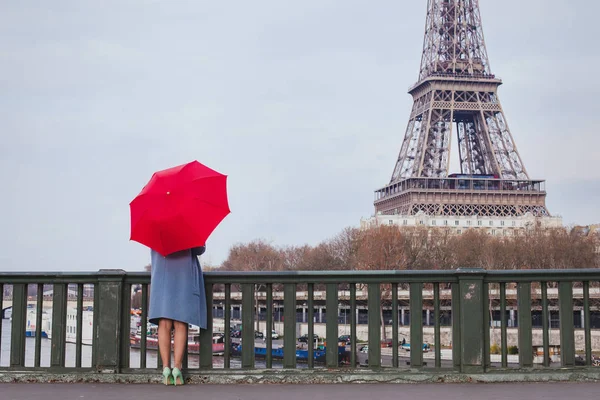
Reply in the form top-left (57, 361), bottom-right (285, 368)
top-left (373, 0), bottom-right (555, 222)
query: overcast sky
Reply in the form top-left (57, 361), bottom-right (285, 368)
top-left (1, 1), bottom-right (598, 272)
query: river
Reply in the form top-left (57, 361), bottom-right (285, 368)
top-left (0, 319), bottom-right (273, 369)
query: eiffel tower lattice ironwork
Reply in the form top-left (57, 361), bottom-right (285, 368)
top-left (374, 0), bottom-right (551, 218)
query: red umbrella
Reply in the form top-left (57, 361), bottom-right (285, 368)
top-left (129, 161), bottom-right (230, 256)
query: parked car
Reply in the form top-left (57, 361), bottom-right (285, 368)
top-left (401, 342), bottom-right (431, 352)
top-left (264, 330), bottom-right (279, 339)
top-left (298, 334), bottom-right (319, 343)
top-left (230, 327), bottom-right (263, 339)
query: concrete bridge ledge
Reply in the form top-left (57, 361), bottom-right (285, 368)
top-left (1, 369), bottom-right (599, 385)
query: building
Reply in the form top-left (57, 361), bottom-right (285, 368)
top-left (361, 211), bottom-right (562, 237)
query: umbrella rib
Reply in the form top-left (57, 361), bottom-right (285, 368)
top-left (190, 197), bottom-right (230, 212)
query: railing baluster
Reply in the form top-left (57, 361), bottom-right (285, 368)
top-left (10, 283), bottom-right (27, 367)
top-left (583, 281), bottom-right (592, 366)
top-left (157, 336), bottom-right (163, 370)
top-left (91, 282), bottom-right (99, 369)
top-left (283, 283), bottom-right (296, 368)
top-left (0, 283), bottom-right (3, 362)
top-left (140, 284), bottom-right (148, 369)
top-left (367, 283), bottom-right (381, 368)
top-left (434, 282), bottom-right (441, 369)
top-left (223, 284), bottom-right (231, 369)
top-left (183, 333), bottom-right (189, 371)
top-left (541, 282), bottom-right (550, 367)
top-left (308, 283), bottom-right (315, 369)
top-left (326, 283), bottom-right (338, 368)
top-left (76, 283), bottom-right (83, 368)
top-left (392, 282), bottom-right (399, 368)
top-left (199, 282), bottom-right (213, 369)
top-left (266, 283), bottom-right (273, 369)
top-left (119, 283), bottom-right (131, 371)
top-left (241, 283), bottom-right (254, 369)
top-left (50, 283), bottom-right (67, 369)
top-left (409, 282), bottom-right (423, 369)
top-left (349, 283), bottom-right (356, 369)
top-left (517, 282), bottom-right (533, 368)
top-left (558, 281), bottom-right (575, 367)
top-left (483, 282), bottom-right (490, 371)
top-left (35, 283), bottom-right (43, 368)
top-left (451, 282), bottom-right (461, 370)
top-left (500, 282), bottom-right (508, 368)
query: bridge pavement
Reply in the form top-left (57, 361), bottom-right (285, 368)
top-left (0, 382), bottom-right (596, 400)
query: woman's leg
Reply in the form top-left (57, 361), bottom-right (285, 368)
top-left (173, 321), bottom-right (188, 371)
top-left (158, 319), bottom-right (174, 368)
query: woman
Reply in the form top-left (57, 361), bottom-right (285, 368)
top-left (148, 246), bottom-right (207, 385)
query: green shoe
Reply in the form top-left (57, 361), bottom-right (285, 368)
top-left (172, 367), bottom-right (184, 386)
top-left (162, 367), bottom-right (174, 385)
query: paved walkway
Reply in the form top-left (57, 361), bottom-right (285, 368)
top-left (1, 382), bottom-right (597, 400)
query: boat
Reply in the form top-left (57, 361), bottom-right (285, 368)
top-left (233, 344), bottom-right (349, 363)
top-left (25, 308), bottom-right (51, 338)
top-left (43, 307), bottom-right (96, 344)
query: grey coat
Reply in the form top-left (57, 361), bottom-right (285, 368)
top-left (148, 247), bottom-right (207, 329)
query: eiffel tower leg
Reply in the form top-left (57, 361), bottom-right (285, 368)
top-left (391, 116), bottom-right (419, 182)
top-left (457, 115), bottom-right (491, 175)
top-left (481, 110), bottom-right (529, 180)
top-left (474, 111), bottom-right (500, 175)
top-left (415, 108), bottom-right (452, 178)
top-left (493, 111), bottom-right (529, 179)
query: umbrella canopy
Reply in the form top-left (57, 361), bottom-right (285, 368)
top-left (130, 161), bottom-right (230, 256)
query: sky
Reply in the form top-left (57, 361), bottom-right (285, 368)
top-left (1, 0), bottom-right (599, 272)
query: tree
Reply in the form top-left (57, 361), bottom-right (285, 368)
top-left (220, 239), bottom-right (284, 330)
top-left (220, 239), bottom-right (283, 272)
top-left (355, 225), bottom-right (407, 271)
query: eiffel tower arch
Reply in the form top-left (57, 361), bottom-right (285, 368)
top-left (366, 0), bottom-right (562, 233)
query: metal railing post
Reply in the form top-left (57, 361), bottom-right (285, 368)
top-left (456, 268), bottom-right (487, 373)
top-left (199, 282), bottom-right (213, 369)
top-left (9, 283), bottom-right (27, 368)
top-left (367, 283), bottom-right (381, 369)
top-left (517, 282), bottom-right (533, 368)
top-left (50, 283), bottom-right (68, 369)
top-left (451, 282), bottom-right (461, 370)
top-left (409, 282), bottom-right (423, 369)
top-left (558, 281), bottom-right (575, 367)
top-left (94, 270), bottom-right (127, 373)
top-left (283, 283), bottom-right (297, 368)
top-left (325, 283), bottom-right (339, 368)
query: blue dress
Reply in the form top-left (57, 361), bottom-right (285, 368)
top-left (148, 247), bottom-right (207, 329)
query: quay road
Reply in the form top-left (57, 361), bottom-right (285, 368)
top-left (1, 382), bottom-right (598, 400)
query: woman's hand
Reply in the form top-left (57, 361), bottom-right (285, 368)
top-left (192, 246), bottom-right (206, 256)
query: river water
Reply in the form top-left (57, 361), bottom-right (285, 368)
top-left (0, 319), bottom-right (276, 369)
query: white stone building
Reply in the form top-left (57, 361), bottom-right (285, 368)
top-left (361, 211), bottom-right (563, 237)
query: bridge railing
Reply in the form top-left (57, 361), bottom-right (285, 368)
top-left (1, 269), bottom-right (599, 375)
